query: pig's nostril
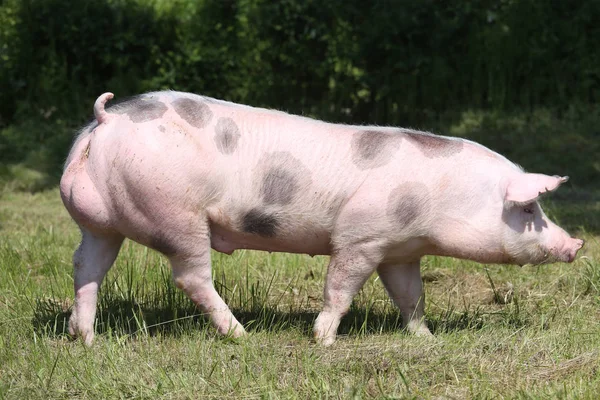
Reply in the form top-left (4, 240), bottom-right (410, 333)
top-left (571, 238), bottom-right (585, 249)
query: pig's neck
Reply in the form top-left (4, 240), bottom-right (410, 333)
top-left (427, 218), bottom-right (510, 264)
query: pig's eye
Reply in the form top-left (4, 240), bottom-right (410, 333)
top-left (523, 207), bottom-right (534, 214)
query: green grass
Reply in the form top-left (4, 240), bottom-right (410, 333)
top-left (1, 189), bottom-right (599, 399)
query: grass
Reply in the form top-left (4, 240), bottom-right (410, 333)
top-left (0, 188), bottom-right (599, 399)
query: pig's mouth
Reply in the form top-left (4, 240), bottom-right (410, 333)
top-left (539, 250), bottom-right (562, 265)
top-left (517, 243), bottom-right (578, 266)
top-left (543, 238), bottom-right (585, 264)
top-left (534, 249), bottom-right (570, 265)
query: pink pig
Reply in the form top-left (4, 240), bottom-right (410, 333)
top-left (60, 91), bottom-right (584, 345)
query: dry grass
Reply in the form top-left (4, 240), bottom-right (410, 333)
top-left (1, 188), bottom-right (599, 399)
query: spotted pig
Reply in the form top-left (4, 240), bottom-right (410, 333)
top-left (60, 91), bottom-right (584, 345)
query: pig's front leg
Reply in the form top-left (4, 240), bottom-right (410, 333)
top-left (377, 261), bottom-right (431, 336)
top-left (313, 249), bottom-right (381, 346)
top-left (169, 237), bottom-right (245, 338)
top-left (70, 230), bottom-right (124, 345)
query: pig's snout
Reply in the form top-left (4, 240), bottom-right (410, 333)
top-left (553, 237), bottom-right (585, 263)
top-left (546, 237), bottom-right (584, 264)
top-left (565, 238), bottom-right (585, 262)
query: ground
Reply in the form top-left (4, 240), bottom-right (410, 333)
top-left (0, 188), bottom-right (599, 398)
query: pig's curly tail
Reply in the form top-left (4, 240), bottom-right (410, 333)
top-left (94, 92), bottom-right (114, 124)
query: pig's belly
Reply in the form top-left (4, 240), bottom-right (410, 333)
top-left (209, 223), bottom-right (332, 256)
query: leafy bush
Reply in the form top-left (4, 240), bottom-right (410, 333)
top-left (0, 0), bottom-right (599, 188)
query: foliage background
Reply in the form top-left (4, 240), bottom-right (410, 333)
top-left (0, 0), bottom-right (599, 187)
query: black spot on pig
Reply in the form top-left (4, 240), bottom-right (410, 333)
top-left (172, 98), bottom-right (213, 129)
top-left (351, 130), bottom-right (402, 170)
top-left (262, 169), bottom-right (298, 205)
top-left (107, 95), bottom-right (168, 123)
top-left (158, 125), bottom-right (166, 133)
top-left (387, 182), bottom-right (430, 227)
top-left (214, 117), bottom-right (241, 154)
top-left (241, 209), bottom-right (279, 237)
top-left (402, 130), bottom-right (463, 158)
top-left (257, 152), bottom-right (312, 206)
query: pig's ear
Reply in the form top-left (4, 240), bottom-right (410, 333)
top-left (504, 174), bottom-right (569, 204)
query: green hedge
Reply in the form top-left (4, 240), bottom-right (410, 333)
top-left (1, 0), bottom-right (599, 186)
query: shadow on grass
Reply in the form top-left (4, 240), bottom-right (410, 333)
top-left (32, 297), bottom-right (501, 342)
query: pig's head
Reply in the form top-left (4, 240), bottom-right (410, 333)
top-left (501, 173), bottom-right (584, 265)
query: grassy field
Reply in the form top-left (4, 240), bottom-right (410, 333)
top-left (0, 188), bottom-right (599, 399)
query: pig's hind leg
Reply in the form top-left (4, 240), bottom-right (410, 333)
top-left (69, 229), bottom-right (124, 345)
top-left (377, 261), bottom-right (432, 336)
top-left (167, 227), bottom-right (245, 338)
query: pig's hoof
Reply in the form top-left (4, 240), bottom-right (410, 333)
top-left (68, 311), bottom-right (78, 336)
top-left (218, 324), bottom-right (246, 338)
top-left (313, 312), bottom-right (340, 346)
top-left (315, 335), bottom-right (336, 346)
top-left (313, 329), bottom-right (337, 346)
top-left (405, 321), bottom-right (433, 337)
top-left (68, 322), bottom-right (76, 337)
top-left (82, 331), bottom-right (95, 346)
top-left (71, 327), bottom-right (95, 346)
top-left (228, 327), bottom-right (247, 338)
top-left (414, 328), bottom-right (434, 338)
top-left (68, 319), bottom-right (95, 346)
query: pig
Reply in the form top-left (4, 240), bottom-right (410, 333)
top-left (60, 91), bottom-right (584, 346)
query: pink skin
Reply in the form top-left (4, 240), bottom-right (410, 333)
top-left (60, 91), bottom-right (584, 346)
